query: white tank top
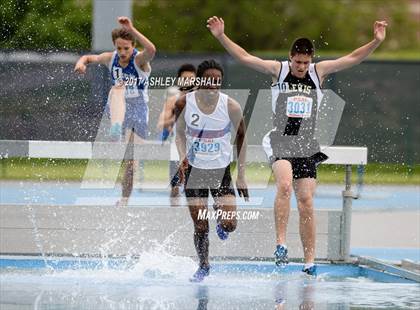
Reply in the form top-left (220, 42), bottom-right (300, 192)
top-left (184, 91), bottom-right (232, 169)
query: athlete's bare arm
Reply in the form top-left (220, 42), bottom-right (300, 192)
top-left (207, 16), bottom-right (281, 82)
top-left (157, 95), bottom-right (177, 131)
top-left (74, 52), bottom-right (113, 74)
top-left (228, 98), bottom-right (249, 201)
top-left (317, 21), bottom-right (387, 83)
top-left (173, 95), bottom-right (187, 166)
top-left (118, 16), bottom-right (156, 72)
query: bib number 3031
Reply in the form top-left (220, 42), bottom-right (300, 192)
top-left (286, 95), bottom-right (313, 118)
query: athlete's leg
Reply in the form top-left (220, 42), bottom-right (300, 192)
top-left (185, 165), bottom-right (212, 282)
top-left (109, 84), bottom-right (126, 137)
top-left (117, 131), bottom-right (147, 206)
top-left (211, 166), bottom-right (237, 239)
top-left (272, 160), bottom-right (293, 245)
top-left (169, 162), bottom-right (181, 207)
top-left (130, 102), bottom-right (148, 187)
top-left (117, 129), bottom-right (135, 206)
top-left (188, 197), bottom-right (210, 268)
top-left (214, 194), bottom-right (237, 232)
top-left (293, 177), bottom-right (317, 264)
top-left (131, 132), bottom-right (147, 144)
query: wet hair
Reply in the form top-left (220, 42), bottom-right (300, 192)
top-left (196, 59), bottom-right (224, 78)
top-left (177, 64), bottom-right (196, 77)
top-left (290, 38), bottom-right (314, 57)
top-left (111, 28), bottom-right (135, 45)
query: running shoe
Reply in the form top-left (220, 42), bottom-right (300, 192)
top-left (115, 197), bottom-right (128, 207)
top-left (109, 123), bottom-right (122, 141)
top-left (216, 223), bottom-right (229, 240)
top-left (213, 203), bottom-right (229, 240)
top-left (190, 265), bottom-right (210, 282)
top-left (302, 264), bottom-right (317, 277)
top-left (274, 245), bottom-right (288, 266)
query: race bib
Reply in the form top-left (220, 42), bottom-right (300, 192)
top-left (286, 95), bottom-right (313, 118)
top-left (192, 140), bottom-right (221, 156)
top-left (125, 84), bottom-right (139, 98)
top-left (124, 76), bottom-right (140, 98)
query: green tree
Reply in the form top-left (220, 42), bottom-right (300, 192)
top-left (0, 0), bottom-right (418, 53)
top-left (0, 0), bottom-right (91, 50)
top-left (133, 0), bottom-right (419, 53)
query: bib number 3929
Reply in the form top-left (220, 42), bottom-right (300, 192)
top-left (193, 141), bottom-right (220, 153)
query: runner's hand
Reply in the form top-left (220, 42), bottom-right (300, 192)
top-left (118, 16), bottom-right (134, 32)
top-left (374, 21), bottom-right (387, 42)
top-left (178, 158), bottom-right (189, 185)
top-left (236, 176), bottom-right (249, 202)
top-left (207, 16), bottom-right (225, 38)
top-left (74, 62), bottom-right (86, 74)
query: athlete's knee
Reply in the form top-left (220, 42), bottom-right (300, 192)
top-left (276, 181), bottom-right (293, 199)
top-left (297, 192), bottom-right (314, 208)
top-left (297, 199), bottom-right (314, 219)
top-left (220, 218), bottom-right (237, 232)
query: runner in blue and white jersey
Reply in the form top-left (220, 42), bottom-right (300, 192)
top-left (74, 16), bottom-right (156, 207)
